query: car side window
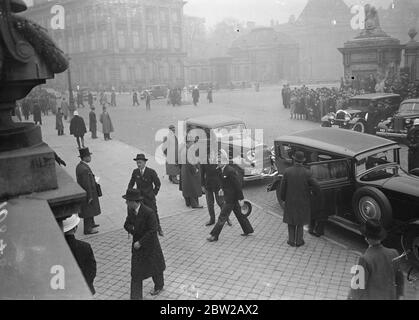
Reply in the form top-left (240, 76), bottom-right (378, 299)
top-left (310, 160), bottom-right (349, 182)
top-left (278, 144), bottom-right (293, 161)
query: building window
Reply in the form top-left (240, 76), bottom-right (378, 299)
top-left (146, 7), bottom-right (155, 22)
top-left (161, 29), bottom-right (168, 49)
top-left (76, 12), bottom-right (82, 24)
top-left (102, 31), bottom-right (108, 50)
top-left (173, 31), bottom-right (181, 50)
top-left (133, 31), bottom-right (140, 49)
top-left (147, 27), bottom-right (155, 49)
top-left (172, 10), bottom-right (180, 23)
top-left (118, 30), bottom-right (126, 49)
top-left (160, 8), bottom-right (169, 23)
top-left (90, 33), bottom-right (96, 51)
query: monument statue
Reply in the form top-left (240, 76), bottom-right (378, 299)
top-left (356, 4), bottom-right (388, 38)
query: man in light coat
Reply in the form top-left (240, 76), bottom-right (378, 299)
top-left (100, 106), bottom-right (114, 140)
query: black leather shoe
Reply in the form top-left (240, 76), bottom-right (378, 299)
top-left (207, 235), bottom-right (218, 242)
top-left (296, 241), bottom-right (305, 247)
top-left (205, 221), bottom-right (215, 226)
top-left (191, 205), bottom-right (203, 209)
top-left (84, 229), bottom-right (99, 235)
top-left (150, 288), bottom-right (163, 296)
top-left (287, 241), bottom-right (296, 247)
top-left (241, 232), bottom-right (253, 237)
top-left (227, 219), bottom-right (232, 227)
top-left (158, 230), bottom-right (164, 237)
top-left (92, 224), bottom-right (100, 228)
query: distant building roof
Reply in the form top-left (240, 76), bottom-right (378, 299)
top-left (230, 27), bottom-right (297, 50)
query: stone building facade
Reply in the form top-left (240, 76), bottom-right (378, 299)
top-left (23, 0), bottom-right (187, 90)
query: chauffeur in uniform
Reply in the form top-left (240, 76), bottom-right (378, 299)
top-left (128, 154), bottom-right (163, 236)
top-left (207, 152), bottom-right (253, 242)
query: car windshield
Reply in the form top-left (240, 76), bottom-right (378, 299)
top-left (356, 148), bottom-right (397, 176)
top-left (213, 123), bottom-right (247, 139)
top-left (399, 102), bottom-right (419, 114)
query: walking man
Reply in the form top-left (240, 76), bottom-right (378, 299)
top-left (56, 107), bottom-right (64, 136)
top-left (128, 154), bottom-right (163, 236)
top-left (280, 151), bottom-right (320, 247)
top-left (207, 152), bottom-right (254, 242)
top-left (145, 90), bottom-right (151, 111)
top-left (407, 119), bottom-right (419, 172)
top-left (348, 219), bottom-right (404, 300)
top-left (100, 106), bottom-right (114, 140)
top-left (62, 214), bottom-right (97, 295)
top-left (163, 125), bottom-right (180, 184)
top-left (88, 91), bottom-right (94, 108)
top-left (33, 103), bottom-right (42, 125)
top-left (132, 90), bottom-right (140, 106)
top-left (111, 90), bottom-right (117, 107)
top-left (207, 88), bottom-right (213, 103)
top-left (61, 96), bottom-right (69, 120)
top-left (123, 189), bottom-right (166, 300)
top-left (89, 107), bottom-right (98, 139)
top-left (192, 86), bottom-right (200, 106)
top-left (76, 90), bottom-right (85, 109)
top-left (76, 147), bottom-right (101, 235)
top-left (70, 111), bottom-right (87, 149)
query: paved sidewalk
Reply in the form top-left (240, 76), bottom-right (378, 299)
top-left (41, 115), bottom-right (192, 237)
top-left (39, 114), bottom-right (418, 300)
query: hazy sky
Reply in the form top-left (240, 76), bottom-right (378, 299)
top-left (183, 0), bottom-right (394, 27)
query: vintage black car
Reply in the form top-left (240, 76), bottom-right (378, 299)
top-left (185, 115), bottom-right (276, 183)
top-left (376, 99), bottom-right (419, 139)
top-left (321, 93), bottom-right (401, 134)
top-left (267, 128), bottom-right (419, 268)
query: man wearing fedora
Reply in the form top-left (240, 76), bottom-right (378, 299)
top-left (348, 219), bottom-right (404, 300)
top-left (62, 214), bottom-right (97, 295)
top-left (280, 151), bottom-right (320, 247)
top-left (207, 152), bottom-right (254, 242)
top-left (76, 147), bottom-right (101, 235)
top-left (123, 189), bottom-right (166, 300)
top-left (128, 154), bottom-right (163, 236)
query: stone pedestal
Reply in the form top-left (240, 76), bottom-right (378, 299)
top-left (405, 29), bottom-right (419, 82)
top-left (338, 34), bottom-right (404, 79)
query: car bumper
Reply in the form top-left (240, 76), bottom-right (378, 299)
top-left (243, 171), bottom-right (277, 182)
top-left (376, 131), bottom-right (407, 139)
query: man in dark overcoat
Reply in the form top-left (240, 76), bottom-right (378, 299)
top-left (348, 219), bottom-right (404, 300)
top-left (76, 147), bottom-right (101, 235)
top-left (128, 154), bottom-right (163, 236)
top-left (407, 119), bottom-right (419, 172)
top-left (207, 152), bottom-right (253, 242)
top-left (280, 151), bottom-right (320, 247)
top-left (22, 98), bottom-right (30, 120)
top-left (89, 107), bottom-right (97, 139)
top-left (132, 90), bottom-right (139, 106)
top-left (56, 107), bottom-right (64, 136)
top-left (179, 140), bottom-right (203, 208)
top-left (70, 110), bottom-right (87, 149)
top-left (88, 91), bottom-right (94, 108)
top-left (62, 214), bottom-right (97, 295)
top-left (123, 189), bottom-right (166, 300)
top-left (33, 103), bottom-right (42, 125)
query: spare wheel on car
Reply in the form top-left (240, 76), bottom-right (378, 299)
top-left (352, 186), bottom-right (393, 228)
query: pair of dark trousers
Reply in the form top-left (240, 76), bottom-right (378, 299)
top-left (84, 217), bottom-right (96, 232)
top-left (57, 129), bottom-right (64, 135)
top-left (130, 273), bottom-right (164, 300)
top-left (205, 188), bottom-right (223, 223)
top-left (184, 196), bottom-right (200, 208)
top-left (104, 133), bottom-right (111, 140)
top-left (210, 201), bottom-right (253, 239)
top-left (91, 131), bottom-right (97, 139)
top-left (309, 219), bottom-right (325, 236)
top-left (287, 224), bottom-right (304, 246)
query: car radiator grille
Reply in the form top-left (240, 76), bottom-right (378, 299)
top-left (393, 118), bottom-right (404, 132)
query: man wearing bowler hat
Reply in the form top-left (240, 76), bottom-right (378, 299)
top-left (348, 219), bottom-right (404, 300)
top-left (280, 151), bottom-right (320, 247)
top-left (128, 154), bottom-right (163, 236)
top-left (123, 189), bottom-right (166, 300)
top-left (76, 147), bottom-right (101, 235)
top-left (62, 214), bottom-right (97, 295)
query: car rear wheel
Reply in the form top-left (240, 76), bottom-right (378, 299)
top-left (352, 186), bottom-right (392, 228)
top-left (275, 184), bottom-right (285, 209)
top-left (352, 121), bottom-right (365, 133)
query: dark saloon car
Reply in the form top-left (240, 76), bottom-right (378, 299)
top-left (185, 115), bottom-right (276, 183)
top-left (376, 99), bottom-right (419, 139)
top-left (321, 93), bottom-right (401, 134)
top-left (267, 128), bottom-right (419, 268)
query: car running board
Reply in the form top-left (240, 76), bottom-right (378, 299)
top-left (328, 215), bottom-right (362, 236)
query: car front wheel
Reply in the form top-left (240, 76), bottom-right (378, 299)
top-left (352, 186), bottom-right (393, 228)
top-left (352, 121), bottom-right (365, 133)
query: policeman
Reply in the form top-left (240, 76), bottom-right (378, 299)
top-left (407, 119), bottom-right (419, 172)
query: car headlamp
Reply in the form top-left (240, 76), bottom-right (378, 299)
top-left (405, 119), bottom-right (411, 124)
